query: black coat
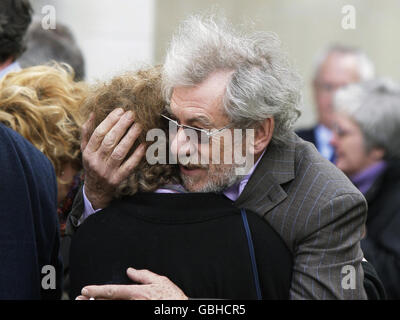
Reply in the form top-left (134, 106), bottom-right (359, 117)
top-left (69, 193), bottom-right (293, 300)
top-left (361, 160), bottom-right (400, 299)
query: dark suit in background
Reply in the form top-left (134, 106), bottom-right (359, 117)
top-left (361, 160), bottom-right (400, 299)
top-left (297, 125), bottom-right (336, 163)
top-left (0, 124), bottom-right (62, 299)
top-left (296, 127), bottom-right (317, 147)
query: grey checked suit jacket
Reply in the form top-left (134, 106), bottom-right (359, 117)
top-left (67, 131), bottom-right (368, 300)
top-left (234, 132), bottom-right (367, 299)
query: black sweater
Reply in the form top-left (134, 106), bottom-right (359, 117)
top-left (70, 193), bottom-right (293, 299)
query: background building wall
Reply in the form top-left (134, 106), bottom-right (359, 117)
top-left (31, 0), bottom-right (155, 82)
top-left (30, 0), bottom-right (400, 128)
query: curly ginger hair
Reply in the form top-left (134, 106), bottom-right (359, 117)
top-left (81, 65), bottom-right (180, 197)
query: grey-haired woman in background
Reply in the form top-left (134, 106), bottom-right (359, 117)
top-left (331, 79), bottom-right (400, 299)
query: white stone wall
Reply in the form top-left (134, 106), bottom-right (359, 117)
top-left (31, 0), bottom-right (155, 82)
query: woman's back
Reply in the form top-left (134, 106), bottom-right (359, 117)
top-left (70, 193), bottom-right (293, 299)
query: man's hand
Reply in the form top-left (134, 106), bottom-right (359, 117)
top-left (76, 268), bottom-right (188, 300)
top-left (81, 108), bottom-right (146, 209)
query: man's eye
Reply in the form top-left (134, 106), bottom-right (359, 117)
top-left (191, 125), bottom-right (209, 132)
top-left (168, 115), bottom-right (179, 122)
top-left (162, 114), bottom-right (177, 122)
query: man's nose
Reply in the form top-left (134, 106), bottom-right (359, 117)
top-left (170, 127), bottom-right (193, 157)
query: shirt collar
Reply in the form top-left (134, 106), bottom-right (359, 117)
top-left (350, 161), bottom-right (387, 195)
top-left (315, 124), bottom-right (334, 160)
top-left (315, 124), bottom-right (332, 139)
top-left (223, 148), bottom-right (266, 202)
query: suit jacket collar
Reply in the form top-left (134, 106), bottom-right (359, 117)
top-left (234, 132), bottom-right (296, 217)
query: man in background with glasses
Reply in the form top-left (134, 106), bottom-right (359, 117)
top-left (297, 45), bottom-right (375, 163)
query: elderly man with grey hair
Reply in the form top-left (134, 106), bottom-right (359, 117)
top-left (70, 15), bottom-right (369, 300)
top-left (331, 79), bottom-right (400, 299)
top-left (297, 45), bottom-right (375, 162)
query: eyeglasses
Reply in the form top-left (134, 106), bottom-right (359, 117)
top-left (332, 123), bottom-right (353, 138)
top-left (160, 113), bottom-right (231, 144)
top-left (315, 81), bottom-right (344, 93)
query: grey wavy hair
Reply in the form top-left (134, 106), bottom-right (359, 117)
top-left (313, 44), bottom-right (375, 81)
top-left (162, 14), bottom-right (302, 145)
top-left (334, 78), bottom-right (400, 160)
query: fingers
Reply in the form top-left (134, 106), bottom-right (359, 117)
top-left (117, 143), bottom-right (146, 181)
top-left (78, 269), bottom-right (187, 300)
top-left (106, 122), bottom-right (143, 170)
top-left (81, 112), bottom-right (95, 152)
top-left (126, 267), bottom-right (161, 285)
top-left (98, 111), bottom-right (136, 161)
top-left (81, 285), bottom-right (137, 300)
top-left (85, 108), bottom-right (125, 154)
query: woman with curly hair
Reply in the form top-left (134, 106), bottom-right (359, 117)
top-left (0, 64), bottom-right (87, 235)
top-left (78, 65), bottom-right (180, 200)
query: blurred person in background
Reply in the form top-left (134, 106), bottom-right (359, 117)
top-left (0, 64), bottom-right (88, 298)
top-left (0, 0), bottom-right (32, 78)
top-left (0, 123), bottom-right (62, 299)
top-left (297, 45), bottom-right (375, 162)
top-left (331, 79), bottom-right (400, 299)
top-left (19, 20), bottom-right (86, 81)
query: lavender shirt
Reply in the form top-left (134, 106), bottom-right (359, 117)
top-left (350, 161), bottom-right (387, 195)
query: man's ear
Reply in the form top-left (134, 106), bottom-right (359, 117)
top-left (253, 117), bottom-right (274, 156)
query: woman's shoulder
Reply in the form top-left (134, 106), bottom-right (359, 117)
top-left (77, 192), bottom-right (239, 229)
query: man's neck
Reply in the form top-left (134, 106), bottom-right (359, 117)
top-left (349, 160), bottom-right (387, 195)
top-left (223, 148), bottom-right (267, 202)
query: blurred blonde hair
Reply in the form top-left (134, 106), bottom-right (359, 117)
top-left (0, 63), bottom-right (87, 182)
top-left (81, 65), bottom-right (179, 197)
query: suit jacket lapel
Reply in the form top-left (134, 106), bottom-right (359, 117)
top-left (234, 133), bottom-right (296, 217)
